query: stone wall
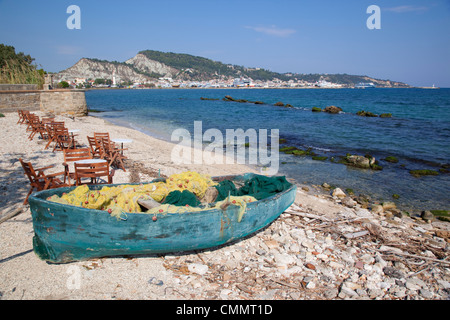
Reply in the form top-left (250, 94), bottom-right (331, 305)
top-left (0, 84), bottom-right (39, 91)
top-left (0, 85), bottom-right (87, 116)
top-left (0, 85), bottom-right (41, 113)
top-left (40, 90), bottom-right (87, 117)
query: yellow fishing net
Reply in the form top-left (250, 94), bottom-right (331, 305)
top-left (146, 204), bottom-right (203, 215)
top-left (165, 171), bottom-right (217, 199)
top-left (215, 195), bottom-right (257, 222)
top-left (48, 171), bottom-right (223, 218)
top-left (47, 171), bottom-right (254, 221)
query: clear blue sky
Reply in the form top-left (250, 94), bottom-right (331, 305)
top-left (1, 0), bottom-right (449, 87)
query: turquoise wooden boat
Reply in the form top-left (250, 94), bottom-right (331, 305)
top-left (28, 173), bottom-right (297, 263)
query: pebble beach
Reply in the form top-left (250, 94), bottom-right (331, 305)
top-left (0, 111), bottom-right (449, 301)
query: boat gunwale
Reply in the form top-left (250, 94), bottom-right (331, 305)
top-left (28, 174), bottom-right (297, 219)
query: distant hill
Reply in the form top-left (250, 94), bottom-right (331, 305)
top-left (54, 49), bottom-right (410, 87)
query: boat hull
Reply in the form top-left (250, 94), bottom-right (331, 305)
top-left (28, 173), bottom-right (297, 263)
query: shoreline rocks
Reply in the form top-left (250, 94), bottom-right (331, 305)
top-left (2, 111), bottom-right (448, 301)
top-left (356, 110), bottom-right (378, 117)
top-left (323, 105), bottom-right (343, 114)
top-left (342, 154), bottom-right (383, 170)
top-left (159, 190), bottom-right (450, 300)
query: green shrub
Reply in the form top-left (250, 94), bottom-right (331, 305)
top-left (57, 81), bottom-right (70, 88)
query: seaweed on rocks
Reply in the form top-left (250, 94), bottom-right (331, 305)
top-left (383, 156), bottom-right (399, 163)
top-left (323, 106), bottom-right (343, 114)
top-left (356, 110), bottom-right (378, 117)
top-left (341, 154), bottom-right (383, 170)
top-left (409, 169), bottom-right (439, 177)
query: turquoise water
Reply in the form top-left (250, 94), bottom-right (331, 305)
top-left (85, 88), bottom-right (450, 212)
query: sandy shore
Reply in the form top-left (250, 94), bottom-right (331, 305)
top-left (0, 111), bottom-right (449, 301)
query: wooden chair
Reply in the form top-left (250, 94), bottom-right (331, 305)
top-left (94, 132), bottom-right (111, 141)
top-left (100, 138), bottom-right (128, 172)
top-left (33, 117), bottom-right (55, 141)
top-left (19, 158), bottom-right (69, 205)
top-left (94, 132), bottom-right (128, 171)
top-left (28, 116), bottom-right (49, 141)
top-left (25, 112), bottom-right (37, 133)
top-left (41, 116), bottom-right (55, 125)
top-left (44, 125), bottom-right (56, 150)
top-left (87, 136), bottom-right (102, 158)
top-left (44, 122), bottom-right (66, 150)
top-left (50, 121), bottom-right (65, 128)
top-left (63, 148), bottom-right (93, 185)
top-left (27, 115), bottom-right (42, 140)
top-left (53, 127), bottom-right (77, 152)
top-left (74, 161), bottom-right (114, 186)
top-left (17, 110), bottom-right (29, 124)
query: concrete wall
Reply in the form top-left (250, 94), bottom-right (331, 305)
top-left (0, 85), bottom-right (87, 116)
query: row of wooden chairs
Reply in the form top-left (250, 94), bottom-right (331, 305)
top-left (19, 152), bottom-right (115, 204)
top-left (87, 132), bottom-right (128, 172)
top-left (18, 110), bottom-right (78, 152)
top-left (62, 147), bottom-right (115, 186)
top-left (17, 111), bottom-right (117, 204)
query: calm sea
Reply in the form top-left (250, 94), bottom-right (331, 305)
top-left (85, 88), bottom-right (450, 212)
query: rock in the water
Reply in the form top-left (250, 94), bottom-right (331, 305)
top-left (323, 105), bottom-right (342, 114)
top-left (421, 210), bottom-right (434, 222)
top-left (384, 156), bottom-right (399, 163)
top-left (346, 155), bottom-right (371, 169)
top-left (356, 110), bottom-right (378, 117)
top-left (223, 95), bottom-right (235, 101)
top-left (332, 188), bottom-right (346, 198)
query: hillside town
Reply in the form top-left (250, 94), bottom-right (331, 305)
top-left (50, 53), bottom-right (408, 90)
top-left (54, 75), bottom-right (356, 90)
